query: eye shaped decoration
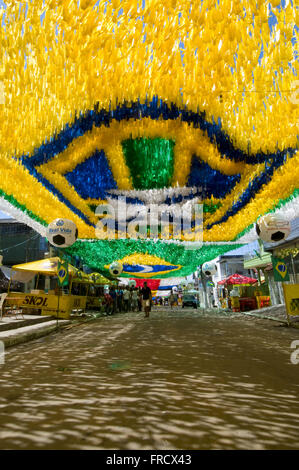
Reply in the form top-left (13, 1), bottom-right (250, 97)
top-left (15, 99), bottom-right (298, 244)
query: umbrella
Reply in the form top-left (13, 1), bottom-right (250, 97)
top-left (217, 274), bottom-right (257, 286)
top-left (11, 257), bottom-right (78, 277)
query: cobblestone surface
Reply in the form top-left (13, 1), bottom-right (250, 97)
top-left (1, 308), bottom-right (299, 450)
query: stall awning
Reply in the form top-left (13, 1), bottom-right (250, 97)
top-left (11, 257), bottom-right (78, 277)
top-left (89, 273), bottom-right (112, 284)
top-left (1, 265), bottom-right (36, 283)
top-left (218, 273), bottom-right (257, 286)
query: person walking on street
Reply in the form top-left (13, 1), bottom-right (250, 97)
top-left (117, 287), bottom-right (123, 313)
top-left (141, 282), bottom-right (152, 318)
top-left (110, 287), bottom-right (117, 314)
top-left (104, 291), bottom-right (113, 315)
top-left (169, 292), bottom-right (175, 310)
top-left (123, 287), bottom-right (130, 312)
top-left (138, 287), bottom-right (142, 311)
top-left (129, 287), bottom-right (133, 312)
top-left (131, 287), bottom-right (138, 312)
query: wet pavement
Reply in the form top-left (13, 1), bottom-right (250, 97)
top-left (0, 308), bottom-right (299, 450)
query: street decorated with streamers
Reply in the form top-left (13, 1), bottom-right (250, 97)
top-left (0, 0), bottom-right (299, 455)
top-left (0, 0), bottom-right (298, 277)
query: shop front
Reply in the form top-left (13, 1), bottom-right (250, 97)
top-left (3, 257), bottom-right (87, 319)
top-left (217, 273), bottom-right (258, 312)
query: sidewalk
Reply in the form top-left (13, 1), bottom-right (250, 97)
top-left (198, 304), bottom-right (297, 325)
top-left (0, 315), bottom-right (71, 348)
top-left (239, 304), bottom-right (299, 326)
top-left (241, 304), bottom-right (288, 320)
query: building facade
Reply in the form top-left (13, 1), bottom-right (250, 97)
top-left (0, 218), bottom-right (48, 266)
top-left (263, 217), bottom-right (299, 305)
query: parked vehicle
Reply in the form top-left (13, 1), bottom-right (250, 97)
top-left (182, 294), bottom-right (198, 309)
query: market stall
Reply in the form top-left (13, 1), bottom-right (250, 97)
top-left (87, 273), bottom-right (115, 310)
top-left (4, 257), bottom-right (87, 319)
top-left (218, 274), bottom-right (258, 312)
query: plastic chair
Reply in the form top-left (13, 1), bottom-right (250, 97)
top-left (0, 293), bottom-right (24, 320)
top-left (0, 293), bottom-right (7, 321)
top-left (260, 296), bottom-right (270, 308)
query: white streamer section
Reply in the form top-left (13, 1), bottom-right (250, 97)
top-left (0, 197), bottom-right (47, 237)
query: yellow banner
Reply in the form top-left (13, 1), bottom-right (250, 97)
top-left (231, 297), bottom-right (240, 308)
top-left (283, 284), bottom-right (299, 317)
top-left (6, 293), bottom-right (86, 319)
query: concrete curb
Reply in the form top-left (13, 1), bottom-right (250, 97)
top-left (0, 315), bottom-right (54, 333)
top-left (0, 320), bottom-right (71, 348)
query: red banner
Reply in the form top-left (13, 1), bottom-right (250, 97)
top-left (131, 278), bottom-right (161, 290)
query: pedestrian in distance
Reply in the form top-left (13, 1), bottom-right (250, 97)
top-left (104, 291), bottom-right (113, 315)
top-left (141, 282), bottom-right (152, 318)
top-left (138, 287), bottom-right (142, 311)
top-left (110, 287), bottom-right (117, 314)
top-left (131, 287), bottom-right (138, 312)
top-left (128, 287), bottom-right (133, 312)
top-left (117, 287), bottom-right (123, 313)
top-left (123, 287), bottom-right (130, 312)
top-left (169, 292), bottom-right (175, 310)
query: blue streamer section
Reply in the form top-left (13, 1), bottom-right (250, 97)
top-left (158, 285), bottom-right (177, 290)
top-left (187, 156), bottom-right (241, 198)
top-left (17, 98), bottom-right (297, 229)
top-left (206, 153), bottom-right (293, 230)
top-left (65, 150), bottom-right (117, 200)
top-left (20, 163), bottom-right (95, 227)
top-left (20, 97), bottom-right (297, 168)
top-left (123, 264), bottom-right (179, 274)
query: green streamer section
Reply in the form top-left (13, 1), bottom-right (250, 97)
top-left (65, 240), bottom-right (244, 279)
top-left (203, 201), bottom-right (222, 214)
top-left (122, 137), bottom-right (175, 190)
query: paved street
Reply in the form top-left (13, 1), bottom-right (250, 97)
top-left (1, 308), bottom-right (299, 450)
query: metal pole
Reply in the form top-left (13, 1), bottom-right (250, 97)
top-left (35, 273), bottom-right (40, 290)
top-left (282, 283), bottom-right (290, 327)
top-left (84, 281), bottom-right (88, 314)
top-left (291, 255), bottom-right (296, 282)
top-left (200, 266), bottom-right (208, 309)
top-left (56, 252), bottom-right (62, 329)
top-left (56, 284), bottom-right (60, 329)
top-left (56, 252), bottom-right (63, 329)
top-left (257, 268), bottom-right (262, 287)
top-left (258, 238), bottom-right (264, 255)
